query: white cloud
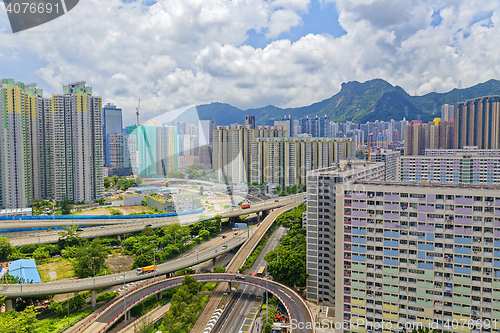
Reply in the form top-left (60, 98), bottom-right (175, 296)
top-left (0, 0), bottom-right (500, 124)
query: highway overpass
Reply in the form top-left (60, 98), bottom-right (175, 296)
top-left (0, 229), bottom-right (252, 298)
top-left (75, 274), bottom-right (315, 333)
top-left (6, 194), bottom-right (304, 246)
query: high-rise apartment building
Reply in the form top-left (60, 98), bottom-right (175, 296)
top-left (425, 148), bottom-right (500, 157)
top-left (370, 149), bottom-right (400, 181)
top-left (274, 119), bottom-right (291, 137)
top-left (0, 80), bottom-right (45, 208)
top-left (398, 149), bottom-right (500, 184)
top-left (51, 81), bottom-right (103, 203)
top-left (404, 119), bottom-right (453, 155)
top-left (441, 104), bottom-right (455, 122)
top-left (250, 137), bottom-right (355, 186)
top-left (305, 161), bottom-right (386, 305)
top-left (306, 159), bottom-right (500, 332)
top-left (199, 120), bottom-right (215, 170)
top-left (212, 125), bottom-right (286, 183)
top-left (133, 120), bottom-right (178, 178)
top-left (245, 115), bottom-right (256, 129)
top-left (102, 103), bottom-right (123, 169)
top-left (0, 79), bottom-right (105, 208)
top-left (105, 133), bottom-right (137, 177)
top-left (454, 96), bottom-right (500, 150)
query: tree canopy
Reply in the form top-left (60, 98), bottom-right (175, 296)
top-left (73, 239), bottom-right (108, 278)
top-left (264, 204), bottom-right (308, 288)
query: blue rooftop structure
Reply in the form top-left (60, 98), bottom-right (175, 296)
top-left (9, 259), bottom-right (42, 284)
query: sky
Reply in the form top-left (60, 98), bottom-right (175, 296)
top-left (1, 0), bottom-right (500, 125)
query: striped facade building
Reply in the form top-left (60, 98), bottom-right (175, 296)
top-left (0, 79), bottom-right (104, 208)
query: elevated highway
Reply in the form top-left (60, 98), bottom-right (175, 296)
top-left (5, 194), bottom-right (304, 246)
top-left (0, 230), bottom-right (251, 298)
top-left (76, 274), bottom-right (314, 333)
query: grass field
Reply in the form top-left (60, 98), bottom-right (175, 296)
top-left (37, 258), bottom-right (74, 282)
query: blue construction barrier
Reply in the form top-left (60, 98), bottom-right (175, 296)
top-left (0, 209), bottom-right (204, 234)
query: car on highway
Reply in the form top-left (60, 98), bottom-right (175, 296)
top-left (145, 224), bottom-right (152, 228)
top-left (222, 235), bottom-right (227, 238)
top-left (76, 228), bottom-right (84, 232)
top-left (274, 199), bottom-right (279, 202)
top-left (235, 275), bottom-right (245, 280)
top-left (222, 245), bottom-right (228, 249)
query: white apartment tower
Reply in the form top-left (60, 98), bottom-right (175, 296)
top-left (51, 82), bottom-right (103, 203)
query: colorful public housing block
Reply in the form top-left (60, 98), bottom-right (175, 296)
top-left (306, 160), bottom-right (500, 333)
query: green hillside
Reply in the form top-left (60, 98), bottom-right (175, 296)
top-left (194, 78), bottom-right (500, 125)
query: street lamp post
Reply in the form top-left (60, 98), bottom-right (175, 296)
top-left (123, 273), bottom-right (127, 326)
top-left (265, 273), bottom-right (269, 324)
top-left (67, 296), bottom-right (70, 325)
top-left (153, 247), bottom-right (156, 282)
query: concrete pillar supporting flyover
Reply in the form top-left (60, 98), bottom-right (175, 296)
top-left (257, 212), bottom-right (261, 223)
top-left (227, 282), bottom-right (232, 293)
top-left (117, 235), bottom-right (122, 242)
top-left (91, 290), bottom-right (96, 308)
top-left (212, 257), bottom-right (217, 265)
top-left (156, 292), bottom-right (162, 301)
top-left (126, 310), bottom-right (131, 321)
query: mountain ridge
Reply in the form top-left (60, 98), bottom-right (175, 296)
top-left (193, 78), bottom-right (500, 125)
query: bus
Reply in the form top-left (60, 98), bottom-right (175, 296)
top-left (256, 266), bottom-right (266, 277)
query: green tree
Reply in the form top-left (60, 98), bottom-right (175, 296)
top-left (0, 305), bottom-right (37, 333)
top-left (0, 237), bottom-right (13, 260)
top-left (104, 177), bottom-right (112, 188)
top-left (70, 293), bottom-right (86, 311)
top-left (32, 247), bottom-right (50, 260)
top-left (140, 226), bottom-right (155, 237)
top-left (111, 175), bottom-right (120, 186)
top-left (167, 169), bottom-right (185, 179)
top-left (60, 198), bottom-right (73, 215)
top-left (136, 176), bottom-right (143, 185)
top-left (199, 229), bottom-right (210, 241)
top-left (49, 302), bottom-right (65, 316)
top-left (58, 225), bottom-right (83, 248)
top-left (110, 209), bottom-right (123, 215)
top-left (263, 322), bottom-right (273, 333)
top-left (133, 252), bottom-right (154, 269)
top-left (182, 275), bottom-right (199, 294)
top-left (73, 239), bottom-right (108, 278)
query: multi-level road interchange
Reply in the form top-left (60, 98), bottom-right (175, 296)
top-left (2, 194), bottom-right (304, 246)
top-left (0, 195), bottom-right (313, 332)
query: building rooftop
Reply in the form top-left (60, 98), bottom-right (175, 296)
top-left (307, 160), bottom-right (384, 176)
top-left (355, 180), bottom-right (500, 191)
top-left (8, 259), bottom-right (42, 284)
top-left (129, 186), bottom-right (159, 191)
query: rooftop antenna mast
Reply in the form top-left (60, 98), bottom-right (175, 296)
top-left (136, 99), bottom-right (141, 126)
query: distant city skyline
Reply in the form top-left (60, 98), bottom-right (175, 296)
top-left (1, 1), bottom-right (499, 125)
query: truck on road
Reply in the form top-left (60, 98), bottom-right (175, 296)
top-left (136, 265), bottom-right (157, 274)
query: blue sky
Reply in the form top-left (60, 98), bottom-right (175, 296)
top-left (0, 0), bottom-right (499, 125)
top-left (245, 1), bottom-right (345, 49)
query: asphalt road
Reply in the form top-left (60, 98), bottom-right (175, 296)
top-left (190, 204), bottom-right (298, 333)
top-left (4, 195), bottom-right (304, 246)
top-left (217, 226), bottom-right (288, 333)
top-left (0, 230), bottom-right (253, 298)
top-left (78, 274), bottom-right (313, 333)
